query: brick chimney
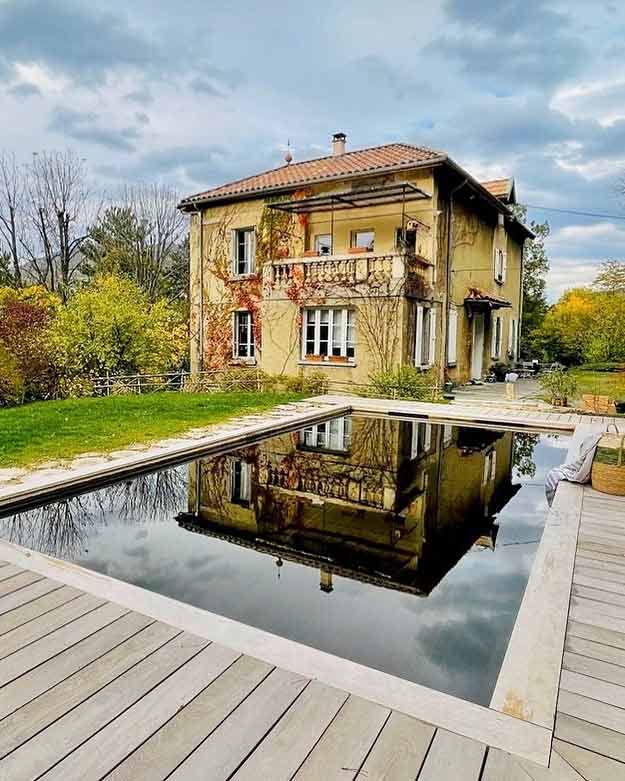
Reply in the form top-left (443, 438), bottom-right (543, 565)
top-left (332, 132), bottom-right (346, 156)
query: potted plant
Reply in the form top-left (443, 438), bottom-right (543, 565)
top-left (329, 355), bottom-right (348, 364)
top-left (348, 246), bottom-right (368, 255)
top-left (490, 362), bottom-right (510, 382)
top-left (305, 354), bottom-right (323, 363)
top-left (303, 249), bottom-right (318, 257)
top-left (539, 367), bottom-right (578, 407)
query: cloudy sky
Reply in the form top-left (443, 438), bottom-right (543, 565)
top-left (1, 0), bottom-right (624, 299)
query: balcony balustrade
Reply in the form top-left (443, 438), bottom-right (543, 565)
top-left (264, 251), bottom-right (431, 299)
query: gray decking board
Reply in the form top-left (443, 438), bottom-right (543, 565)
top-left (416, 729), bottom-right (486, 780)
top-left (355, 711), bottom-right (435, 780)
top-left (0, 583), bottom-right (81, 630)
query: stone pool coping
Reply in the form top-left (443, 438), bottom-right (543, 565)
top-left (0, 395), bottom-right (617, 766)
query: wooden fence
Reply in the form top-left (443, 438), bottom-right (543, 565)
top-left (91, 369), bottom-right (441, 401)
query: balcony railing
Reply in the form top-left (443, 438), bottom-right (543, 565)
top-left (264, 251), bottom-right (431, 298)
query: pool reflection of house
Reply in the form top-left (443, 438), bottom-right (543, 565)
top-left (178, 417), bottom-right (520, 596)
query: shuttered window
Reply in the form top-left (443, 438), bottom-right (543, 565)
top-left (231, 228), bottom-right (256, 275)
top-left (415, 305), bottom-right (437, 368)
top-left (491, 315), bottom-right (502, 359)
top-left (447, 307), bottom-right (458, 365)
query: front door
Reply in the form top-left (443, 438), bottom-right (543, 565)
top-left (471, 313), bottom-right (485, 380)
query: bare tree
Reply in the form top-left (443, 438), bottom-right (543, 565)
top-left (23, 150), bottom-right (96, 298)
top-left (88, 183), bottom-right (188, 301)
top-left (0, 152), bottom-right (25, 286)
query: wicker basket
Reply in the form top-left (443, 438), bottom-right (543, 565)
top-left (591, 432), bottom-right (625, 496)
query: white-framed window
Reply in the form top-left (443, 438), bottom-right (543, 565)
top-left (508, 318), bottom-right (517, 360)
top-left (410, 422), bottom-right (432, 459)
top-left (303, 308), bottom-right (355, 361)
top-left (482, 449), bottom-right (497, 486)
top-left (351, 229), bottom-right (375, 251)
top-left (233, 311), bottom-right (254, 359)
top-left (491, 315), bottom-right (502, 359)
top-left (447, 306), bottom-right (458, 366)
top-left (232, 227), bottom-right (255, 275)
top-left (494, 247), bottom-right (507, 284)
top-left (300, 416), bottom-right (352, 452)
top-left (230, 458), bottom-right (251, 505)
top-left (314, 234), bottom-right (332, 255)
top-left (415, 304), bottom-right (436, 368)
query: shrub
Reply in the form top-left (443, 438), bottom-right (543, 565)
top-left (282, 370), bottom-right (328, 395)
top-left (368, 366), bottom-right (437, 400)
top-left (50, 275), bottom-right (187, 379)
top-left (539, 367), bottom-right (578, 405)
top-left (0, 346), bottom-right (24, 406)
top-left (0, 286), bottom-right (59, 401)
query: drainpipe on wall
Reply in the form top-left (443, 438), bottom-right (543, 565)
top-left (517, 233), bottom-right (525, 360)
top-left (192, 206), bottom-right (205, 372)
top-left (442, 178), bottom-right (468, 387)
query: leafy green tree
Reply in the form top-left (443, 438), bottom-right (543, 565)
top-left (511, 205), bottom-right (550, 357)
top-left (50, 274), bottom-right (187, 377)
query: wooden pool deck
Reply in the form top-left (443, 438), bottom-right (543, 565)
top-left (0, 484), bottom-right (623, 779)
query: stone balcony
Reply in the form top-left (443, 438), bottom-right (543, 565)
top-left (264, 251), bottom-right (432, 300)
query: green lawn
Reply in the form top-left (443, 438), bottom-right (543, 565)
top-left (0, 391), bottom-right (303, 469)
top-left (570, 369), bottom-right (625, 404)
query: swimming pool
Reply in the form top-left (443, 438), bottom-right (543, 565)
top-left (0, 415), bottom-right (568, 706)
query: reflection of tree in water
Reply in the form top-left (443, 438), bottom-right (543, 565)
top-left (0, 466), bottom-right (187, 560)
top-left (512, 433), bottom-right (539, 480)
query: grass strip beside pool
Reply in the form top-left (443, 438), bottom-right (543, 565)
top-left (0, 391), bottom-right (303, 469)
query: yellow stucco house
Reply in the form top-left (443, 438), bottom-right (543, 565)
top-left (179, 134), bottom-right (533, 387)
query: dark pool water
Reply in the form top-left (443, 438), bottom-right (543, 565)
top-left (0, 415), bottom-right (568, 706)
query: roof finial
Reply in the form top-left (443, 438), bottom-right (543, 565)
top-left (284, 139), bottom-right (293, 165)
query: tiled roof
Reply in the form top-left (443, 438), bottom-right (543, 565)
top-left (481, 178), bottom-right (515, 203)
top-left (179, 143), bottom-right (444, 207)
top-left (465, 287), bottom-right (512, 308)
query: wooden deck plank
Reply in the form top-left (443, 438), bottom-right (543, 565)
top-left (518, 752), bottom-right (586, 780)
top-left (578, 540), bottom-right (625, 557)
top-left (230, 681), bottom-right (348, 781)
top-left (417, 729), bottom-right (486, 780)
top-left (568, 602), bottom-right (625, 634)
top-left (0, 564), bottom-right (24, 582)
top-left (563, 651), bottom-right (625, 687)
top-left (0, 584), bottom-right (81, 632)
top-left (571, 595), bottom-right (625, 621)
top-left (572, 584), bottom-right (625, 608)
top-left (558, 688), bottom-right (625, 731)
top-left (576, 565), bottom-right (625, 587)
top-left (355, 711), bottom-right (434, 780)
top-left (0, 578), bottom-right (68, 619)
top-left (566, 635), bottom-right (625, 669)
top-left (0, 570), bottom-right (42, 596)
top-left (167, 667), bottom-right (309, 781)
top-left (0, 620), bottom-right (177, 757)
top-left (567, 620), bottom-right (625, 651)
top-left (108, 656), bottom-right (274, 781)
top-left (578, 536), bottom-right (625, 555)
top-left (0, 592), bottom-right (114, 659)
top-left (480, 749), bottom-right (530, 781)
top-left (554, 739), bottom-right (625, 780)
top-left (555, 712), bottom-right (625, 764)
top-left (40, 642), bottom-right (241, 780)
top-left (576, 551), bottom-right (625, 571)
top-left (0, 598), bottom-right (124, 686)
top-left (0, 632), bottom-right (208, 781)
top-left (294, 695), bottom-right (390, 779)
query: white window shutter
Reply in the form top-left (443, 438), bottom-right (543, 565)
top-left (415, 305), bottom-right (424, 366)
top-left (250, 230), bottom-right (257, 272)
top-left (424, 424), bottom-right (432, 451)
top-left (483, 454), bottom-right (490, 485)
top-left (493, 246), bottom-right (498, 281)
top-left (429, 308), bottom-right (437, 366)
top-left (491, 317), bottom-right (498, 358)
top-left (491, 450), bottom-right (497, 480)
top-left (447, 307), bottom-right (457, 364)
top-left (230, 230), bottom-right (237, 274)
top-left (502, 250), bottom-right (508, 283)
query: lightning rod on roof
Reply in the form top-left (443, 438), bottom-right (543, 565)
top-left (284, 139), bottom-right (293, 165)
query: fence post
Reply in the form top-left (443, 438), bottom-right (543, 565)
top-left (106, 370), bottom-right (111, 397)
